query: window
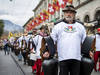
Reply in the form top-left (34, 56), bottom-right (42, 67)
top-left (77, 0), bottom-right (80, 5)
top-left (95, 10), bottom-right (100, 20)
top-left (95, 10), bottom-right (100, 25)
top-left (76, 18), bottom-right (80, 21)
top-left (84, 15), bottom-right (90, 23)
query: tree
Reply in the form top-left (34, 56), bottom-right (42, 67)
top-left (0, 20), bottom-right (4, 37)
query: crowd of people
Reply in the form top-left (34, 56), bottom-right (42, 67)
top-left (0, 5), bottom-right (100, 75)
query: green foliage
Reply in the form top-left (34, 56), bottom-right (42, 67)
top-left (0, 20), bottom-right (4, 37)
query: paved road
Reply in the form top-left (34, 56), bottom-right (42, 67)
top-left (0, 50), bottom-right (24, 75)
top-left (10, 51), bottom-right (33, 75)
top-left (91, 61), bottom-right (100, 75)
top-left (91, 70), bottom-right (100, 75)
top-left (0, 50), bottom-right (100, 75)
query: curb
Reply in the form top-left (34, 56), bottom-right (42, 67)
top-left (10, 53), bottom-right (26, 75)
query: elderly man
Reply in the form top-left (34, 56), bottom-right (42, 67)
top-left (50, 5), bottom-right (86, 75)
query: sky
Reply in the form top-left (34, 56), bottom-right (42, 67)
top-left (0, 0), bottom-right (40, 26)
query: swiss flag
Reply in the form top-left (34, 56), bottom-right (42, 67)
top-left (53, 0), bottom-right (60, 11)
top-left (35, 17), bottom-right (40, 25)
top-left (40, 12), bottom-right (48, 21)
top-left (30, 20), bottom-right (35, 27)
top-left (38, 15), bottom-right (42, 23)
top-left (31, 20), bottom-right (35, 26)
top-left (58, 0), bottom-right (67, 8)
top-left (31, 19), bottom-right (37, 28)
top-left (43, 10), bottom-right (49, 20)
top-left (33, 18), bottom-right (38, 26)
top-left (40, 12), bottom-right (45, 21)
top-left (48, 3), bottom-right (55, 15)
top-left (35, 17), bottom-right (41, 25)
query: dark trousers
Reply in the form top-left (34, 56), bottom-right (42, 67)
top-left (59, 59), bottom-right (80, 75)
top-left (22, 51), bottom-right (27, 64)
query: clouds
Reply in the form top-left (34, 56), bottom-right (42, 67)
top-left (0, 0), bottom-right (40, 26)
top-left (0, 10), bottom-right (8, 15)
top-left (0, 15), bottom-right (21, 25)
top-left (0, 13), bottom-right (33, 26)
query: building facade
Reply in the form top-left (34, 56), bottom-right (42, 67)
top-left (74, 0), bottom-right (100, 35)
top-left (33, 0), bottom-right (63, 24)
top-left (25, 0), bottom-right (100, 34)
top-left (32, 0), bottom-right (64, 32)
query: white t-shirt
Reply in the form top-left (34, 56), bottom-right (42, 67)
top-left (51, 21), bottom-right (86, 61)
top-left (18, 36), bottom-right (28, 48)
top-left (33, 35), bottom-right (43, 59)
top-left (96, 34), bottom-right (100, 51)
top-left (30, 53), bottom-right (37, 61)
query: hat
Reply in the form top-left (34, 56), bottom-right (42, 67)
top-left (62, 5), bottom-right (76, 13)
top-left (40, 25), bottom-right (48, 30)
top-left (32, 28), bottom-right (37, 32)
top-left (97, 28), bottom-right (100, 32)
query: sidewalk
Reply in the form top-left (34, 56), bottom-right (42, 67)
top-left (10, 51), bottom-right (100, 75)
top-left (10, 52), bottom-right (34, 75)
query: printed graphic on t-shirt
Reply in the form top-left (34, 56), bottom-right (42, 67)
top-left (64, 26), bottom-right (77, 33)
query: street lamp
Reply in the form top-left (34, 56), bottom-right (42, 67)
top-left (10, 0), bottom-right (12, 1)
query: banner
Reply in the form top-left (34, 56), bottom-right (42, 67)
top-left (8, 32), bottom-right (13, 39)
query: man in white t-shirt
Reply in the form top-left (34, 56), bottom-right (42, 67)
top-left (50, 5), bottom-right (86, 75)
top-left (33, 26), bottom-right (48, 75)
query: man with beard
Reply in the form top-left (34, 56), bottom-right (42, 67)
top-left (44, 5), bottom-right (93, 75)
top-left (92, 28), bottom-right (100, 72)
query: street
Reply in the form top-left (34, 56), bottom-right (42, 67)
top-left (0, 50), bottom-right (100, 75)
top-left (91, 61), bottom-right (100, 75)
top-left (92, 71), bottom-right (100, 75)
top-left (0, 50), bottom-right (24, 75)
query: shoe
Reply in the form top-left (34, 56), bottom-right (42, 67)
top-left (24, 62), bottom-right (26, 65)
top-left (32, 69), bottom-right (37, 74)
top-left (18, 59), bottom-right (22, 61)
top-left (94, 69), bottom-right (97, 72)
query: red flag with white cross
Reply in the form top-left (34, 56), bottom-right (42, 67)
top-left (48, 3), bottom-right (55, 15)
